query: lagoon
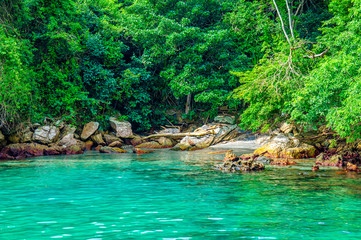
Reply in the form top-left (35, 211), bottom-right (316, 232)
top-left (1, 149), bottom-right (361, 239)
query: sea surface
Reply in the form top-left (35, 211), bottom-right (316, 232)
top-left (1, 148), bottom-right (361, 239)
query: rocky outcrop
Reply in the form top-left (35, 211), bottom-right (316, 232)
top-left (133, 148), bottom-right (154, 154)
top-left (109, 117), bottom-right (133, 138)
top-left (80, 122), bottom-right (99, 140)
top-left (254, 134), bottom-right (317, 159)
top-left (32, 126), bottom-right (60, 144)
top-left (135, 141), bottom-right (162, 149)
top-left (109, 141), bottom-right (123, 148)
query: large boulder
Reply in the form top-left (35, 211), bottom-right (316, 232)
top-left (157, 137), bottom-right (175, 148)
top-left (254, 134), bottom-right (317, 159)
top-left (109, 117), bottom-right (133, 138)
top-left (32, 126), bottom-right (60, 144)
top-left (58, 133), bottom-right (78, 147)
top-left (99, 146), bottom-right (127, 153)
top-left (80, 122), bottom-right (99, 140)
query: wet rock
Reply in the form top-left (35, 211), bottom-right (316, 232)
top-left (65, 144), bottom-right (85, 155)
top-left (214, 115), bottom-right (235, 124)
top-left (109, 117), bottom-right (133, 138)
top-left (316, 154), bottom-right (343, 167)
top-left (215, 152), bottom-right (265, 172)
top-left (280, 144), bottom-right (317, 159)
top-left (80, 122), bottom-right (99, 140)
top-left (103, 133), bottom-right (122, 145)
top-left (44, 145), bottom-right (66, 155)
top-left (109, 141), bottom-right (123, 148)
top-left (256, 156), bottom-right (273, 164)
top-left (91, 133), bottom-right (106, 146)
top-left (270, 159), bottom-right (297, 166)
top-left (99, 146), bottom-right (127, 153)
top-left (32, 126), bottom-right (60, 144)
top-left (346, 163), bottom-right (359, 172)
top-left (133, 148), bottom-right (154, 154)
top-left (312, 165), bottom-right (320, 171)
top-left (1, 143), bottom-right (48, 159)
top-left (135, 141), bottom-right (162, 149)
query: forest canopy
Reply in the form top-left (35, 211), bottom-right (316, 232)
top-left (1, 0), bottom-right (361, 141)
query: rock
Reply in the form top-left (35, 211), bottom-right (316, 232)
top-left (280, 122), bottom-right (295, 134)
top-left (171, 142), bottom-right (191, 151)
top-left (44, 145), bottom-right (66, 155)
top-left (280, 143), bottom-right (318, 159)
top-left (58, 133), bottom-right (78, 147)
top-left (80, 122), bottom-right (99, 140)
top-left (91, 133), bottom-right (105, 146)
top-left (85, 140), bottom-right (94, 151)
top-left (103, 133), bottom-right (122, 145)
top-left (130, 135), bottom-right (144, 146)
top-left (133, 148), bottom-right (154, 154)
top-left (270, 159), bottom-right (297, 166)
top-left (21, 129), bottom-right (33, 143)
top-left (99, 146), bottom-right (127, 153)
top-left (55, 120), bottom-right (65, 129)
top-left (157, 137), bottom-right (175, 148)
top-left (109, 117), bottom-right (133, 138)
top-left (95, 145), bottom-right (102, 151)
top-left (212, 125), bottom-right (238, 145)
top-left (214, 115), bottom-right (236, 124)
top-left (346, 163), bottom-right (359, 172)
top-left (239, 153), bottom-right (254, 160)
top-left (0, 130), bottom-right (6, 146)
top-left (109, 141), bottom-right (123, 148)
top-left (32, 126), bottom-right (60, 144)
top-left (312, 165), bottom-right (320, 171)
top-left (316, 154), bottom-right (343, 167)
top-left (255, 135), bottom-right (272, 145)
top-left (1, 143), bottom-right (48, 159)
top-left (60, 125), bottom-right (76, 138)
top-left (135, 141), bottom-right (162, 149)
top-left (8, 134), bottom-right (21, 144)
top-left (65, 144), bottom-right (85, 155)
top-left (254, 134), bottom-right (306, 158)
top-left (256, 156), bottom-right (274, 164)
top-left (215, 152), bottom-right (265, 172)
top-left (224, 152), bottom-right (239, 161)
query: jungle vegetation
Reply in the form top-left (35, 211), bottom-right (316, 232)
top-left (1, 0), bottom-right (360, 141)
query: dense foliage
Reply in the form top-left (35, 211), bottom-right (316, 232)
top-left (2, 0), bottom-right (361, 140)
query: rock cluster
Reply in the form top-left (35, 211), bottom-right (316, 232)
top-left (214, 152), bottom-right (265, 172)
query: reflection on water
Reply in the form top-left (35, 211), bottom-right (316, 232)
top-left (0, 149), bottom-right (361, 239)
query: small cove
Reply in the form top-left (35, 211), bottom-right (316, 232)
top-left (1, 149), bottom-right (361, 239)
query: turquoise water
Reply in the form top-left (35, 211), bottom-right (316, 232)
top-left (1, 148), bottom-right (361, 239)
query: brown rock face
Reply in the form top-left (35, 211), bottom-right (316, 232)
top-left (1, 143), bottom-right (48, 159)
top-left (109, 141), bottom-right (123, 148)
top-left (80, 122), bottom-right (99, 140)
top-left (85, 140), bottom-right (94, 151)
top-left (103, 134), bottom-right (122, 145)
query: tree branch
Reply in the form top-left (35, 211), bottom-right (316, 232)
top-left (272, 0), bottom-right (291, 46)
